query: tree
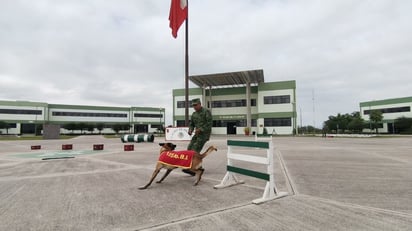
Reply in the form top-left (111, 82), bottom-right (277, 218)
top-left (324, 112), bottom-right (365, 134)
top-left (347, 112), bottom-right (365, 133)
top-left (96, 123), bottom-right (105, 134)
top-left (35, 124), bottom-right (43, 136)
top-left (394, 117), bottom-right (412, 134)
top-left (348, 117), bottom-right (365, 133)
top-left (112, 124), bottom-right (122, 134)
top-left (112, 124), bottom-right (130, 134)
top-left (324, 113), bottom-right (351, 133)
top-left (122, 124), bottom-right (131, 133)
top-left (0, 121), bottom-right (10, 134)
top-left (369, 110), bottom-right (383, 134)
top-left (63, 123), bottom-right (77, 133)
top-left (86, 124), bottom-right (95, 133)
top-left (78, 122), bottom-right (87, 134)
top-left (324, 116), bottom-right (338, 133)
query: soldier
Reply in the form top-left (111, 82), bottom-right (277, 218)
top-left (183, 98), bottom-right (212, 176)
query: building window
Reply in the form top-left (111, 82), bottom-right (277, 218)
top-left (52, 111), bottom-right (127, 118)
top-left (264, 118), bottom-right (291, 126)
top-left (176, 120), bottom-right (186, 127)
top-left (178, 99), bottom-right (257, 108)
top-left (0, 109), bottom-right (42, 115)
top-left (263, 95), bottom-right (290, 104)
top-left (177, 101), bottom-right (186, 108)
top-left (363, 106), bottom-right (411, 115)
top-left (151, 124), bottom-right (163, 129)
top-left (212, 119), bottom-right (256, 127)
top-left (4, 123), bottom-right (17, 128)
top-left (209, 99), bottom-right (256, 108)
top-left (134, 113), bottom-right (162, 118)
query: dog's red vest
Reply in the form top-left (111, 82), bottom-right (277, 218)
top-left (158, 150), bottom-right (195, 169)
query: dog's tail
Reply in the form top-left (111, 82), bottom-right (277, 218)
top-left (198, 146), bottom-right (217, 159)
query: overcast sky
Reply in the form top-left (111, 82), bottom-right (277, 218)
top-left (1, 0), bottom-right (411, 127)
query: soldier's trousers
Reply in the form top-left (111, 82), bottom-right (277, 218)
top-left (187, 134), bottom-right (209, 153)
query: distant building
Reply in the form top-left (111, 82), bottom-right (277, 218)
top-left (0, 100), bottom-right (164, 135)
top-left (360, 96), bottom-right (412, 133)
top-left (172, 69), bottom-right (297, 135)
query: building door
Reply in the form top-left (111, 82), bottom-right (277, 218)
top-left (21, 123), bottom-right (35, 134)
top-left (227, 122), bottom-right (237, 135)
top-left (387, 123), bottom-right (395, 134)
top-left (134, 124), bottom-right (148, 133)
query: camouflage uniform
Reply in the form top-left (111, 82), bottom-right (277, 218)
top-left (187, 107), bottom-right (212, 153)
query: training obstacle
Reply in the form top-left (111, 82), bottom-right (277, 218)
top-left (214, 140), bottom-right (288, 204)
top-left (31, 145), bottom-right (41, 150)
top-left (121, 134), bottom-right (154, 143)
top-left (93, 144), bottom-right (104, 150)
top-left (255, 134), bottom-right (272, 141)
top-left (124, 144), bottom-right (134, 151)
top-left (62, 144), bottom-right (73, 150)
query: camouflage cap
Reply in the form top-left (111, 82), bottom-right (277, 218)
top-left (191, 98), bottom-right (201, 105)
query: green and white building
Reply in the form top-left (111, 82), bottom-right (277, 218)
top-left (173, 70), bottom-right (297, 135)
top-left (360, 96), bottom-right (412, 133)
top-left (0, 100), bottom-right (164, 135)
top-left (1, 69), bottom-right (298, 136)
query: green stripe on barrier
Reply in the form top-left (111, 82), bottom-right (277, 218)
top-left (227, 165), bottom-right (269, 181)
top-left (227, 140), bottom-right (269, 149)
top-left (256, 134), bottom-right (272, 137)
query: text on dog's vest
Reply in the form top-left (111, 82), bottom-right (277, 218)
top-left (165, 151), bottom-right (189, 160)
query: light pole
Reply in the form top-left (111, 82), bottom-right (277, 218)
top-left (300, 107), bottom-right (302, 135)
top-left (292, 101), bottom-right (298, 135)
top-left (369, 103), bottom-right (372, 133)
top-left (159, 108), bottom-right (162, 134)
top-left (35, 106), bottom-right (38, 136)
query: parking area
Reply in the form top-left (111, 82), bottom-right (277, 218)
top-left (1, 135), bottom-right (411, 230)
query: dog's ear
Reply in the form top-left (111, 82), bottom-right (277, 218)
top-left (159, 143), bottom-right (165, 147)
top-left (164, 143), bottom-right (177, 150)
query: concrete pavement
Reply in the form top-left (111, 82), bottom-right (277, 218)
top-left (0, 135), bottom-right (411, 230)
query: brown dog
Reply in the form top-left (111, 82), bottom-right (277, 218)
top-left (138, 143), bottom-right (217, 189)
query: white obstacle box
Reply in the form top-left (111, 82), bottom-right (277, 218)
top-left (214, 140), bottom-right (288, 204)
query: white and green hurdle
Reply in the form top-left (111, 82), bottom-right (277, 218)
top-left (214, 140), bottom-right (288, 204)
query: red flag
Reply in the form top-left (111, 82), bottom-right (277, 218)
top-left (169, 0), bottom-right (188, 38)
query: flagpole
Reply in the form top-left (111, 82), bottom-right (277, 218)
top-left (184, 0), bottom-right (189, 126)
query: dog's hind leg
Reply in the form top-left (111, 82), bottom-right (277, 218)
top-left (156, 168), bottom-right (173, 184)
top-left (193, 168), bottom-right (205, 186)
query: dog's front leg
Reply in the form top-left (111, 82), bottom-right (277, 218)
top-left (138, 166), bottom-right (162, 190)
top-left (156, 168), bottom-right (173, 184)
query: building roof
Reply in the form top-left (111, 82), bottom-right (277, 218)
top-left (359, 96), bottom-right (412, 107)
top-left (189, 69), bottom-right (264, 88)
